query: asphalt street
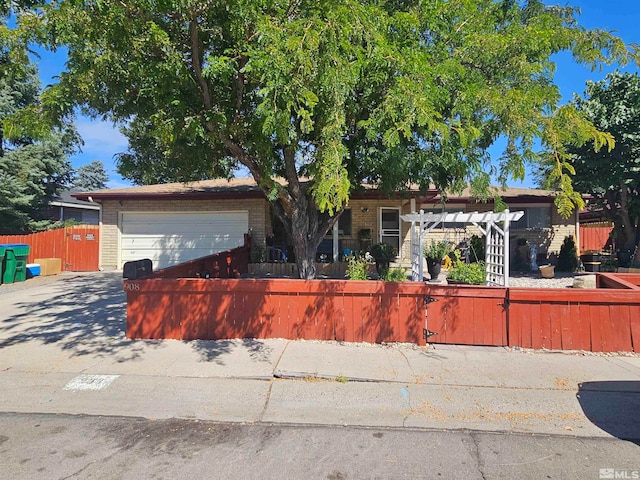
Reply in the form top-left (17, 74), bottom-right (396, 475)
top-left (1, 413), bottom-right (639, 480)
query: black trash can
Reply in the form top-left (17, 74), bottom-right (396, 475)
top-left (583, 262), bottom-right (601, 272)
top-left (581, 253), bottom-right (602, 273)
top-left (123, 259), bottom-right (153, 279)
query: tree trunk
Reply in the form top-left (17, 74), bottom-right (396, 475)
top-left (616, 185), bottom-right (637, 252)
top-left (271, 195), bottom-right (340, 280)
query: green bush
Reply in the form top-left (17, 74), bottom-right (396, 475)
top-left (370, 242), bottom-right (396, 259)
top-left (346, 254), bottom-right (369, 280)
top-left (382, 267), bottom-right (407, 282)
top-left (556, 236), bottom-right (579, 272)
top-left (469, 234), bottom-right (485, 262)
top-left (447, 261), bottom-right (486, 285)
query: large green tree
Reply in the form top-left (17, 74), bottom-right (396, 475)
top-left (73, 159), bottom-right (109, 191)
top-left (562, 72), bottom-right (640, 261)
top-left (0, 13), bottom-right (76, 234)
top-left (11, 0), bottom-right (638, 276)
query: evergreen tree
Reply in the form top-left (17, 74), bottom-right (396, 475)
top-left (0, 14), bottom-right (77, 233)
top-left (73, 160), bottom-right (109, 191)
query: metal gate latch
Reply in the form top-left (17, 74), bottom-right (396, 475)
top-left (424, 295), bottom-right (438, 305)
top-left (423, 328), bottom-right (438, 339)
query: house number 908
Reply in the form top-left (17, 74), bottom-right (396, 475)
top-left (124, 283), bottom-right (140, 291)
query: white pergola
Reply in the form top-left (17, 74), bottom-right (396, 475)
top-left (400, 210), bottom-right (524, 287)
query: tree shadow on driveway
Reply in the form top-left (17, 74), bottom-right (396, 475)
top-left (577, 381), bottom-right (640, 446)
top-left (0, 272), bottom-right (163, 362)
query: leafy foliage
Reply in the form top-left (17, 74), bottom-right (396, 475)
top-left (381, 267), bottom-right (407, 282)
top-left (345, 253), bottom-right (369, 280)
top-left (469, 235), bottom-right (486, 263)
top-left (549, 72), bottom-right (640, 255)
top-left (370, 242), bottom-right (396, 260)
top-left (447, 261), bottom-right (486, 285)
top-left (8, 0), bottom-right (639, 274)
top-left (73, 160), bottom-right (108, 191)
top-left (424, 240), bottom-right (452, 260)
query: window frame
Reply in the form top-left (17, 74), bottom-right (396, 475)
top-left (510, 205), bottom-right (552, 229)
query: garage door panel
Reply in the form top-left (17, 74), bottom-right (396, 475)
top-left (121, 234), bottom-right (239, 249)
top-left (122, 220), bottom-right (247, 235)
top-left (121, 212), bottom-right (248, 269)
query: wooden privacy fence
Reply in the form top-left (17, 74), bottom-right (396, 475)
top-left (124, 273), bottom-right (640, 353)
top-left (0, 225), bottom-right (99, 271)
top-left (125, 279), bottom-right (426, 344)
top-left (579, 224), bottom-right (614, 252)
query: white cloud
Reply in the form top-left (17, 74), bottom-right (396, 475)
top-left (75, 119), bottom-right (129, 157)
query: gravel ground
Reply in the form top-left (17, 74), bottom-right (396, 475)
top-left (507, 271), bottom-right (577, 289)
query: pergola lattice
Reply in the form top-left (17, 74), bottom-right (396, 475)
top-left (400, 210), bottom-right (524, 286)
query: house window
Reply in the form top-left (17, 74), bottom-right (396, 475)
top-left (512, 207), bottom-right (551, 229)
top-left (326, 208), bottom-right (352, 236)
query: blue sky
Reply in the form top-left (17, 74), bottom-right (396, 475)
top-left (31, 0), bottom-right (640, 189)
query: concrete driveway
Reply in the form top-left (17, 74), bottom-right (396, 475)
top-left (0, 272), bottom-right (286, 376)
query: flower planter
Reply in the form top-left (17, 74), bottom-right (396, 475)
top-left (539, 264), bottom-right (555, 278)
top-left (426, 258), bottom-right (442, 280)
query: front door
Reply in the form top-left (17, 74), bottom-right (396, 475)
top-left (379, 207), bottom-right (401, 257)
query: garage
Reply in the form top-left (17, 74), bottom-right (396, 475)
top-left (120, 211), bottom-right (249, 269)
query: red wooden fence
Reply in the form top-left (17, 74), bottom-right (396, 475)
top-left (0, 225), bottom-right (99, 271)
top-left (124, 272), bottom-right (640, 353)
top-left (125, 279), bottom-right (427, 345)
top-left (579, 224), bottom-right (614, 252)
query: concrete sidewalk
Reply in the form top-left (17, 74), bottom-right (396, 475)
top-left (0, 272), bottom-right (639, 441)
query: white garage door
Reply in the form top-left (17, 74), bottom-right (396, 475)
top-left (120, 212), bottom-right (249, 269)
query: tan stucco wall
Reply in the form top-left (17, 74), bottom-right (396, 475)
top-left (99, 197), bottom-right (270, 270)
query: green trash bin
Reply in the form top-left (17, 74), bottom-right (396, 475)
top-left (2, 244), bottom-right (30, 284)
top-left (0, 245), bottom-right (8, 285)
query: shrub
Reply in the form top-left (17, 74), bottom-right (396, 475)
top-left (382, 267), bottom-right (407, 282)
top-left (447, 261), bottom-right (486, 285)
top-left (370, 242), bottom-right (396, 259)
top-left (346, 254), bottom-right (369, 280)
top-left (469, 234), bottom-right (485, 262)
top-left (556, 236), bottom-right (579, 272)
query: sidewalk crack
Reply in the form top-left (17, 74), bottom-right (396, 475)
top-left (463, 432), bottom-right (488, 480)
top-left (259, 379), bottom-right (274, 423)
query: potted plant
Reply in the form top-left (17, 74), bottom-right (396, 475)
top-left (370, 242), bottom-right (396, 278)
top-left (423, 240), bottom-right (451, 280)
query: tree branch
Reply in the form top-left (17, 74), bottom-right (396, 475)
top-left (189, 12), bottom-right (212, 112)
top-left (222, 136), bottom-right (294, 212)
top-left (235, 55), bottom-right (247, 116)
